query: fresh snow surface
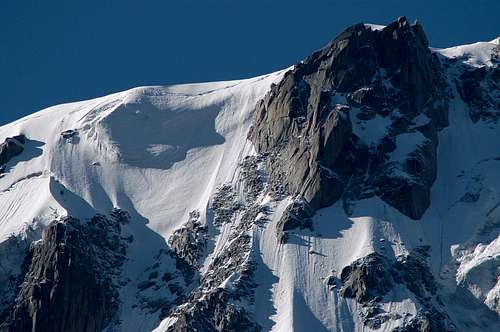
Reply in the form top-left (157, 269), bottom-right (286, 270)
top-left (1, 35), bottom-right (500, 332)
top-left (0, 71), bottom-right (286, 241)
top-left (350, 108), bottom-right (392, 148)
top-left (433, 38), bottom-right (499, 67)
top-left (389, 132), bottom-right (428, 163)
top-left (364, 23), bottom-right (385, 31)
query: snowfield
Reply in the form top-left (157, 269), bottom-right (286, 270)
top-left (1, 35), bottom-right (499, 331)
top-left (0, 71), bottom-right (287, 241)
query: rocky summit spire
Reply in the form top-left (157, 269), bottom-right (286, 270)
top-left (249, 16), bottom-right (449, 221)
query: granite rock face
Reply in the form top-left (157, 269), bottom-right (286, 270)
top-left (168, 210), bottom-right (208, 268)
top-left (0, 211), bottom-right (130, 332)
top-left (249, 17), bottom-right (449, 220)
top-left (0, 235), bottom-right (31, 323)
top-left (340, 248), bottom-right (456, 331)
top-left (340, 252), bottom-right (393, 302)
top-left (276, 197), bottom-right (314, 243)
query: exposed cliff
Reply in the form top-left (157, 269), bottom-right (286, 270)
top-left (0, 211), bottom-right (130, 332)
top-left (249, 16), bottom-right (449, 221)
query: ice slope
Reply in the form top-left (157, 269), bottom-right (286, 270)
top-left (1, 36), bottom-right (499, 332)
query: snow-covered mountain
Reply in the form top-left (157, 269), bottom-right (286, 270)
top-left (0, 17), bottom-right (499, 332)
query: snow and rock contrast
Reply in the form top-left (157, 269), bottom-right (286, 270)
top-left (249, 17), bottom-right (448, 220)
top-left (0, 16), bottom-right (499, 332)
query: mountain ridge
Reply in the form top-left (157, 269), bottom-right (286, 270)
top-left (0, 17), bottom-right (499, 332)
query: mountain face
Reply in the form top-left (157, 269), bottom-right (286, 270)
top-left (250, 17), bottom-right (448, 221)
top-left (0, 17), bottom-right (499, 332)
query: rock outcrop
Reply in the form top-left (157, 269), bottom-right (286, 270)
top-left (249, 17), bottom-right (449, 220)
top-left (340, 253), bottom-right (393, 302)
top-left (60, 129), bottom-right (80, 144)
top-left (168, 210), bottom-right (208, 268)
top-left (339, 248), bottom-right (456, 330)
top-left (167, 288), bottom-right (260, 332)
top-left (393, 309), bottom-right (455, 332)
top-left (0, 211), bottom-right (130, 332)
top-left (0, 236), bottom-right (31, 323)
top-left (165, 156), bottom-right (270, 332)
top-left (276, 197), bottom-right (314, 243)
top-left (0, 135), bottom-right (25, 170)
top-left (456, 47), bottom-right (500, 122)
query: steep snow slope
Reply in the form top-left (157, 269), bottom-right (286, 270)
top-left (0, 71), bottom-right (287, 330)
top-left (0, 22), bottom-right (499, 332)
top-left (0, 71), bottom-right (286, 241)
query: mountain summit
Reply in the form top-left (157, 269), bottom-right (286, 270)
top-left (0, 17), bottom-right (499, 332)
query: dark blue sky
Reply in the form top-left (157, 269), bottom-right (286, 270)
top-left (1, 0), bottom-right (499, 125)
